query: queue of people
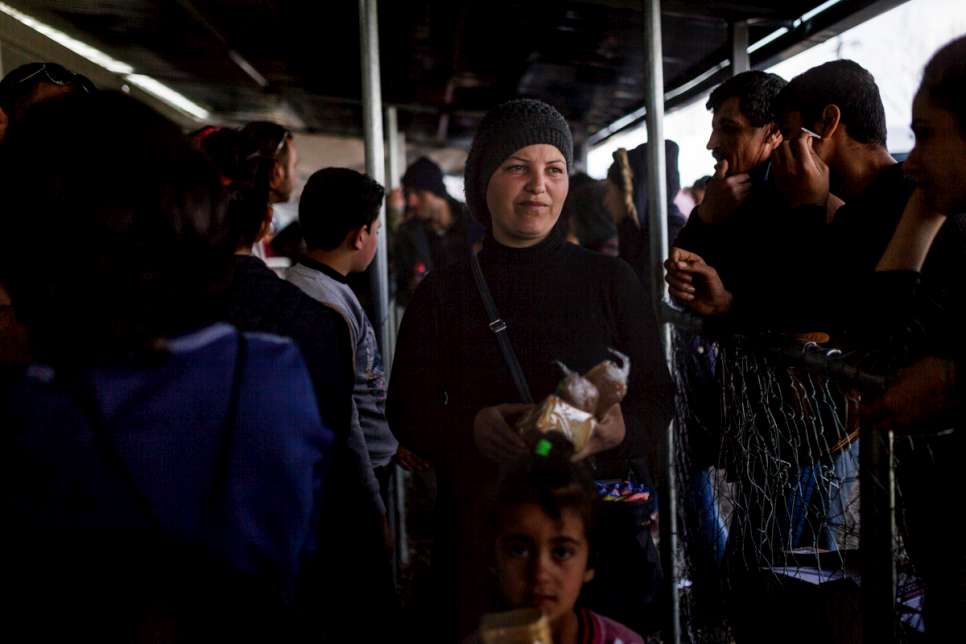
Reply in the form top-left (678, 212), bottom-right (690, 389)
top-left (0, 31), bottom-right (964, 644)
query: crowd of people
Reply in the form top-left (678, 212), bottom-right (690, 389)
top-left (0, 29), bottom-right (963, 643)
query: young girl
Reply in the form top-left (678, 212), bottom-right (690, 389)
top-left (481, 434), bottom-right (645, 644)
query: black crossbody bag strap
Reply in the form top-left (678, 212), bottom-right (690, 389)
top-left (469, 252), bottom-right (534, 404)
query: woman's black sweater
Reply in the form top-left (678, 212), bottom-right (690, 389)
top-left (387, 229), bottom-right (673, 487)
top-left (387, 229), bottom-right (673, 636)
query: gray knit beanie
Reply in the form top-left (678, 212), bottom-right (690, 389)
top-left (464, 99), bottom-right (573, 227)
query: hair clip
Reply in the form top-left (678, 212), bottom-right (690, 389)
top-left (535, 438), bottom-right (553, 457)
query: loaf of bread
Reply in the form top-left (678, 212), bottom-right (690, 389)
top-left (517, 395), bottom-right (596, 452)
top-left (583, 348), bottom-right (630, 419)
top-left (555, 361), bottom-right (600, 414)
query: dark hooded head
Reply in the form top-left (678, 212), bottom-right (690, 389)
top-left (0, 92), bottom-right (233, 365)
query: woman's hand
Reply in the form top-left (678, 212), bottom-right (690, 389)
top-left (473, 404), bottom-right (532, 463)
top-left (572, 403), bottom-right (626, 461)
top-left (876, 188), bottom-right (947, 272)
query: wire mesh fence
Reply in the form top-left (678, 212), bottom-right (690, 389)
top-left (669, 327), bottom-right (925, 644)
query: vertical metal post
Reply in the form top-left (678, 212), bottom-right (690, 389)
top-left (384, 104), bottom-right (410, 572)
top-left (385, 105), bottom-right (401, 366)
top-left (731, 21), bottom-right (750, 74)
top-left (359, 0), bottom-right (391, 360)
top-left (642, 2), bottom-right (680, 643)
top-left (860, 425), bottom-right (896, 643)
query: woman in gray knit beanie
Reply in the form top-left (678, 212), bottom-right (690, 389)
top-left (464, 98), bottom-right (574, 235)
top-left (388, 98), bottom-right (672, 641)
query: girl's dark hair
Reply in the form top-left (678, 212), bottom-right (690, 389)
top-left (492, 433), bottom-right (598, 554)
top-left (195, 127), bottom-right (273, 249)
top-left (0, 92), bottom-right (234, 365)
top-left (921, 35), bottom-right (966, 137)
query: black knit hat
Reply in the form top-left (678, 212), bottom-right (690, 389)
top-left (464, 99), bottom-right (573, 227)
top-left (401, 156), bottom-right (448, 200)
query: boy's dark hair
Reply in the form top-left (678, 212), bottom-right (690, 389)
top-left (706, 70), bottom-right (787, 127)
top-left (299, 167), bottom-right (385, 251)
top-left (0, 92), bottom-right (233, 365)
top-left (920, 35), bottom-right (966, 136)
top-left (196, 126), bottom-right (271, 249)
top-left (492, 433), bottom-right (598, 562)
top-left (775, 60), bottom-right (887, 146)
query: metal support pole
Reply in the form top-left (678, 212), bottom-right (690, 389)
top-left (642, 1), bottom-right (680, 643)
top-left (731, 21), bottom-right (750, 74)
top-left (384, 105), bottom-right (410, 572)
top-left (860, 424), bottom-right (896, 643)
top-left (385, 106), bottom-right (401, 365)
top-left (359, 0), bottom-right (392, 361)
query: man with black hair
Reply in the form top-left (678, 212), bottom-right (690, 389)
top-left (392, 156), bottom-right (483, 306)
top-left (667, 70), bottom-right (786, 319)
top-left (766, 60), bottom-right (907, 326)
top-left (287, 167), bottom-right (401, 486)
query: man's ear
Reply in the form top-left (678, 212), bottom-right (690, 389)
top-left (765, 122), bottom-right (783, 147)
top-left (349, 225), bottom-right (367, 251)
top-left (820, 104), bottom-right (842, 139)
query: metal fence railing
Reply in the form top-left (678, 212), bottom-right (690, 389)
top-left (665, 320), bottom-right (921, 643)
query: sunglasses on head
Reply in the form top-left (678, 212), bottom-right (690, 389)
top-left (245, 128), bottom-right (292, 161)
top-left (11, 64), bottom-right (93, 93)
top-left (271, 128), bottom-right (292, 157)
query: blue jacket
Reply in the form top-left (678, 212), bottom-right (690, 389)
top-left (1, 323), bottom-right (333, 590)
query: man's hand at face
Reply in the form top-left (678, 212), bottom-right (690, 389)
top-left (693, 159), bottom-right (752, 225)
top-left (664, 247), bottom-right (734, 316)
top-left (772, 133), bottom-right (830, 208)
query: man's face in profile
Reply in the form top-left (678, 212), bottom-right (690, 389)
top-left (707, 96), bottom-right (780, 175)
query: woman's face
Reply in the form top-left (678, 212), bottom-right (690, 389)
top-left (906, 90), bottom-right (966, 213)
top-left (486, 144), bottom-right (569, 247)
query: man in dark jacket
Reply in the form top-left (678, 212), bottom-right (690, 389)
top-left (666, 71), bottom-right (786, 321)
top-left (392, 156), bottom-right (483, 306)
